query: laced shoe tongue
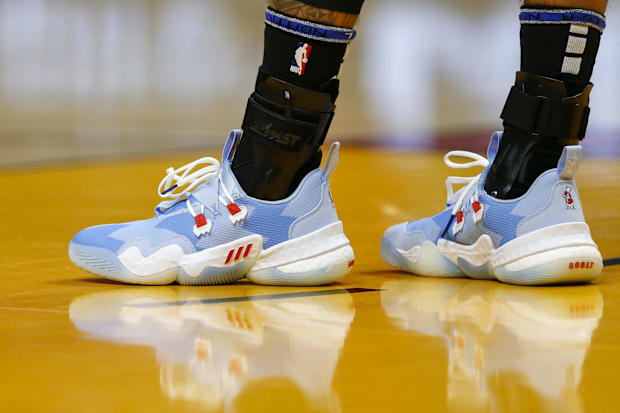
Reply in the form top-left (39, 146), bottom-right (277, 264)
top-left (154, 131), bottom-right (246, 216)
top-left (446, 188), bottom-right (464, 206)
top-left (155, 198), bottom-right (187, 215)
top-left (219, 160), bottom-right (245, 200)
top-left (445, 184), bottom-right (474, 209)
top-left (155, 181), bottom-right (214, 215)
top-left (190, 178), bottom-right (220, 213)
top-left (157, 163), bottom-right (244, 216)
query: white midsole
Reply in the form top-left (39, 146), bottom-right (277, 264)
top-left (269, 245), bottom-right (353, 274)
top-left (118, 234), bottom-right (263, 278)
top-left (115, 222), bottom-right (349, 278)
top-left (251, 221), bottom-right (350, 272)
top-left (403, 222), bottom-right (600, 272)
top-left (438, 234), bottom-right (494, 267)
top-left (503, 245), bottom-right (601, 271)
top-left (492, 222), bottom-right (598, 269)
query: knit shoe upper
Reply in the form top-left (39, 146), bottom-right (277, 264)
top-left (69, 130), bottom-right (354, 286)
top-left (381, 131), bottom-right (602, 285)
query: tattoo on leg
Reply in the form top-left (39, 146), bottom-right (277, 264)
top-left (269, 0), bottom-right (359, 28)
top-left (523, 0), bottom-right (607, 14)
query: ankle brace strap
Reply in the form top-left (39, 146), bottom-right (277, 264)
top-left (501, 72), bottom-right (592, 141)
top-left (242, 72), bottom-right (336, 151)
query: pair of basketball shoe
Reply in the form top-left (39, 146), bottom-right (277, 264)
top-left (68, 130), bottom-right (603, 286)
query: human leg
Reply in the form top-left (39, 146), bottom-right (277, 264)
top-left (232, 0), bottom-right (364, 200)
top-left (380, 1), bottom-right (606, 285)
top-left (68, 1), bottom-right (366, 286)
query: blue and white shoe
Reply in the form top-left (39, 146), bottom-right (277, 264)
top-left (69, 130), bottom-right (355, 286)
top-left (381, 132), bottom-right (603, 285)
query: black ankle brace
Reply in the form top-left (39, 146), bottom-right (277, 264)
top-left (485, 7), bottom-right (604, 199)
top-left (485, 72), bottom-right (592, 199)
top-left (232, 70), bottom-right (337, 200)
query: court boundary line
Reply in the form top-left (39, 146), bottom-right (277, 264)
top-left (603, 257), bottom-right (620, 267)
top-left (126, 287), bottom-right (381, 308)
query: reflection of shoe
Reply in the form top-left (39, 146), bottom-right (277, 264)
top-left (493, 284), bottom-right (603, 344)
top-left (380, 278), bottom-right (603, 410)
top-left (69, 130), bottom-right (354, 286)
top-left (381, 132), bottom-right (602, 285)
top-left (69, 285), bottom-right (355, 411)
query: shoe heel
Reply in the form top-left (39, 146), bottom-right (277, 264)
top-left (494, 245), bottom-right (602, 285)
top-left (248, 221), bottom-right (354, 286)
top-left (492, 222), bottom-right (603, 285)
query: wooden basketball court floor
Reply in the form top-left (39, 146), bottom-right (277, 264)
top-left (2, 145), bottom-right (620, 413)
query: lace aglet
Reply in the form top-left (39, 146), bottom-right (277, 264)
top-left (227, 203), bottom-right (248, 225)
top-left (472, 201), bottom-right (484, 223)
top-left (193, 213), bottom-right (212, 237)
top-left (452, 210), bottom-right (464, 235)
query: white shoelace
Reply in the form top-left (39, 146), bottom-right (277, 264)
top-left (443, 150), bottom-right (489, 235)
top-left (158, 157), bottom-right (223, 200)
top-left (157, 157), bottom-right (247, 237)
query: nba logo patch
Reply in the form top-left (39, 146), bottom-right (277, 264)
top-left (564, 186), bottom-right (576, 209)
top-left (290, 42), bottom-right (312, 76)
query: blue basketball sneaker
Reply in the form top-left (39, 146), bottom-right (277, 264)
top-left (69, 130), bottom-right (355, 286)
top-left (381, 131), bottom-right (603, 285)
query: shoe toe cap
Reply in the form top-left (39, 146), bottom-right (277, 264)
top-left (383, 222), bottom-right (427, 251)
top-left (71, 224), bottom-right (127, 253)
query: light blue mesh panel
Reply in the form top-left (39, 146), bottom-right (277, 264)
top-left (389, 208), bottom-right (453, 252)
top-left (385, 143), bottom-right (574, 251)
top-left (73, 160), bottom-right (326, 254)
top-left (280, 170), bottom-right (323, 218)
top-left (405, 208), bottom-right (452, 241)
top-left (444, 168), bottom-right (561, 247)
top-left (72, 224), bottom-right (128, 253)
top-left (383, 223), bottom-right (426, 250)
top-left (219, 161), bottom-right (245, 200)
top-left (221, 165), bottom-right (324, 249)
top-left (430, 208), bottom-right (453, 239)
top-left (509, 170), bottom-right (561, 216)
top-left (238, 200), bottom-right (296, 248)
top-left (444, 197), bottom-right (516, 247)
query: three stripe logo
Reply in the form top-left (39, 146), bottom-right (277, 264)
top-left (224, 244), bottom-right (253, 265)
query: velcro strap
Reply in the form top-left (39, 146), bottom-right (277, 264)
top-left (501, 86), bottom-right (590, 140)
top-left (242, 96), bottom-right (317, 151)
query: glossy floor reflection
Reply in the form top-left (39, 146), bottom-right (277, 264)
top-left (2, 148), bottom-right (620, 412)
top-left (69, 286), bottom-right (358, 412)
top-left (382, 279), bottom-right (603, 413)
top-left (59, 277), bottom-right (611, 413)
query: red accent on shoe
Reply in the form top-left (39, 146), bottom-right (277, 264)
top-left (227, 203), bottom-right (241, 215)
top-left (472, 201), bottom-right (481, 213)
top-left (243, 244), bottom-right (252, 258)
top-left (225, 249), bottom-right (234, 264)
top-left (348, 260), bottom-right (355, 267)
top-left (195, 214), bottom-right (207, 227)
top-left (456, 210), bottom-right (463, 224)
top-left (234, 246), bottom-right (243, 261)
